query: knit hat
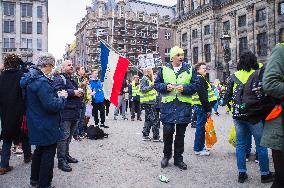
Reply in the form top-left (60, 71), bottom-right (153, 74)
top-left (170, 46), bottom-right (184, 60)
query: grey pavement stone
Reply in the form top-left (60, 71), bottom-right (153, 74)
top-left (1, 107), bottom-right (273, 188)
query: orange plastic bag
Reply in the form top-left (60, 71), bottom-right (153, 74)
top-left (265, 105), bottom-right (282, 121)
top-left (205, 117), bottom-right (217, 149)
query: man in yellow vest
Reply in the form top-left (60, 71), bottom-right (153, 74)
top-left (129, 75), bottom-right (142, 121)
top-left (154, 46), bottom-right (199, 170)
top-left (140, 67), bottom-right (161, 142)
top-left (192, 62), bottom-right (217, 156)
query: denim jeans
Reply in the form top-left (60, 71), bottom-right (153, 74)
top-left (193, 105), bottom-right (207, 152)
top-left (163, 123), bottom-right (187, 162)
top-left (75, 104), bottom-right (86, 136)
top-left (31, 144), bottom-right (57, 188)
top-left (234, 119), bottom-right (270, 175)
top-left (114, 95), bottom-right (126, 117)
top-left (0, 141), bottom-right (12, 168)
top-left (142, 104), bottom-right (160, 139)
top-left (57, 121), bottom-right (77, 161)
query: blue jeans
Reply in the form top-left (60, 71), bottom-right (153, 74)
top-left (75, 104), bottom-right (86, 136)
top-left (193, 105), bottom-right (207, 152)
top-left (234, 119), bottom-right (269, 175)
top-left (1, 141), bottom-right (12, 168)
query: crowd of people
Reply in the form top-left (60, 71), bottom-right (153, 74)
top-left (0, 33), bottom-right (283, 187)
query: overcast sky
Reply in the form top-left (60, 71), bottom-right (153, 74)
top-left (48, 0), bottom-right (176, 60)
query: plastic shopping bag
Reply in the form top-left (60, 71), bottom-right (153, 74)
top-left (205, 117), bottom-right (217, 149)
top-left (85, 103), bottom-right (93, 117)
top-left (228, 126), bottom-right (236, 147)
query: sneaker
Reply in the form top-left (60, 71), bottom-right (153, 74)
top-left (261, 172), bottom-right (275, 183)
top-left (122, 116), bottom-right (128, 120)
top-left (100, 124), bottom-right (109, 128)
top-left (195, 149), bottom-right (210, 156)
top-left (215, 112), bottom-right (220, 116)
top-left (142, 136), bottom-right (151, 141)
top-left (137, 117), bottom-right (142, 121)
top-left (238, 172), bottom-right (248, 183)
top-left (114, 116), bottom-right (117, 120)
top-left (153, 138), bottom-right (163, 142)
top-left (15, 147), bottom-right (23, 154)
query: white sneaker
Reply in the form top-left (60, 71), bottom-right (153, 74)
top-left (199, 150), bottom-right (210, 156)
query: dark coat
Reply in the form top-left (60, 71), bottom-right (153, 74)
top-left (0, 69), bottom-right (25, 142)
top-left (52, 73), bottom-right (81, 121)
top-left (154, 63), bottom-right (200, 124)
top-left (20, 67), bottom-right (66, 146)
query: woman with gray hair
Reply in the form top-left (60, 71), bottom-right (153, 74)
top-left (20, 52), bottom-right (67, 188)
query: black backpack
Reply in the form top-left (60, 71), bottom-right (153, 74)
top-left (86, 125), bottom-right (108, 140)
top-left (231, 66), bottom-right (276, 123)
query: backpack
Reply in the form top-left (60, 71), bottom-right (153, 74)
top-left (231, 66), bottom-right (276, 123)
top-left (86, 125), bottom-right (108, 140)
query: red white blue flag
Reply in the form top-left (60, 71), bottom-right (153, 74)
top-left (100, 42), bottom-right (130, 107)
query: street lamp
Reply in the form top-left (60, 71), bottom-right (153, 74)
top-left (220, 33), bottom-right (231, 83)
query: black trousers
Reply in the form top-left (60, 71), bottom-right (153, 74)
top-left (131, 100), bottom-right (141, 119)
top-left (92, 102), bottom-right (105, 125)
top-left (271, 149), bottom-right (284, 188)
top-left (104, 99), bottom-right (110, 117)
top-left (163, 123), bottom-right (187, 162)
top-left (31, 144), bottom-right (57, 188)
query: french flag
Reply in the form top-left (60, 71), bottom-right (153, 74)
top-left (100, 42), bottom-right (130, 107)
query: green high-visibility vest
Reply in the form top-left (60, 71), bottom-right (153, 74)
top-left (192, 75), bottom-right (217, 105)
top-left (132, 81), bottom-right (140, 97)
top-left (161, 66), bottom-right (193, 104)
top-left (140, 76), bottom-right (157, 103)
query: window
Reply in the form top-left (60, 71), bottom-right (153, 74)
top-left (37, 22), bottom-right (42, 34)
top-left (256, 8), bottom-right (266, 22)
top-left (37, 6), bottom-right (42, 18)
top-left (204, 0), bottom-right (210, 4)
top-left (98, 7), bottom-right (103, 18)
top-left (138, 13), bottom-right (144, 22)
top-left (192, 29), bottom-right (198, 39)
top-left (204, 25), bottom-right (210, 35)
top-left (238, 15), bottom-right (246, 27)
top-left (21, 38), bottom-right (33, 49)
top-left (119, 6), bottom-right (125, 18)
top-left (3, 2), bottom-right (15, 16)
top-left (165, 32), bottom-right (171, 40)
top-left (257, 33), bottom-right (268, 56)
top-left (4, 20), bottom-right (14, 33)
top-left (180, 0), bottom-right (185, 15)
top-left (204, 44), bottom-right (211, 62)
top-left (3, 38), bottom-right (15, 48)
top-left (37, 39), bottom-right (42, 51)
top-left (152, 33), bottom-right (158, 39)
top-left (165, 48), bottom-right (170, 56)
top-left (21, 21), bottom-right (32, 34)
top-left (21, 4), bottom-right (33, 17)
top-left (152, 16), bottom-right (157, 24)
top-left (164, 18), bottom-right (169, 25)
top-left (279, 28), bottom-right (284, 42)
top-left (223, 21), bottom-right (230, 32)
top-left (239, 37), bottom-right (248, 56)
top-left (279, 2), bottom-right (284, 15)
top-left (193, 47), bottom-right (198, 64)
top-left (192, 0), bottom-right (199, 10)
top-left (182, 33), bottom-right (188, 45)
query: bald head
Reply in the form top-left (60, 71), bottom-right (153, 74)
top-left (61, 60), bottom-right (74, 75)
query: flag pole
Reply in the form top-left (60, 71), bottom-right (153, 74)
top-left (99, 39), bottom-right (143, 74)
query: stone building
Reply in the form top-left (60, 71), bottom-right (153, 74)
top-left (0, 0), bottom-right (48, 64)
top-left (74, 0), bottom-right (176, 70)
top-left (175, 0), bottom-right (284, 82)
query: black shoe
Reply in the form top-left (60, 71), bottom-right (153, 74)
top-left (30, 180), bottom-right (38, 187)
top-left (261, 172), bottom-right (275, 183)
top-left (238, 172), bottom-right (248, 183)
top-left (66, 155), bottom-right (78, 163)
top-left (161, 157), bottom-right (170, 168)
top-left (100, 124), bottom-right (109, 128)
top-left (174, 161), bottom-right (187, 170)
top-left (73, 135), bottom-right (82, 141)
top-left (137, 117), bottom-right (142, 121)
top-left (58, 160), bottom-right (72, 172)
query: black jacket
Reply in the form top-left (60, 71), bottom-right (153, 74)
top-left (196, 74), bottom-right (213, 113)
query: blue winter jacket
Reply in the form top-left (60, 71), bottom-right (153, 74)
top-left (154, 63), bottom-right (200, 124)
top-left (52, 74), bottom-right (81, 121)
top-left (89, 79), bottom-right (105, 103)
top-left (20, 67), bottom-right (66, 146)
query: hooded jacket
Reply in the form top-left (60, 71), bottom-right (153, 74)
top-left (20, 67), bottom-right (66, 146)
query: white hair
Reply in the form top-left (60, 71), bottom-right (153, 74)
top-left (34, 52), bottom-right (55, 67)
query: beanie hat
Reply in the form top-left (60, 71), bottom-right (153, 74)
top-left (170, 46), bottom-right (184, 60)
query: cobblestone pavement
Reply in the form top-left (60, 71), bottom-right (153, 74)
top-left (1, 107), bottom-right (274, 188)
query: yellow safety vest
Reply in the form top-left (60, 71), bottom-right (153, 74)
top-left (191, 75), bottom-right (217, 105)
top-left (132, 81), bottom-right (140, 97)
top-left (140, 76), bottom-right (157, 103)
top-left (161, 66), bottom-right (193, 104)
